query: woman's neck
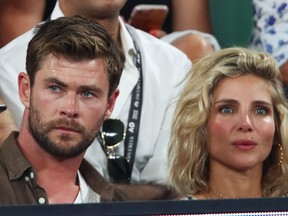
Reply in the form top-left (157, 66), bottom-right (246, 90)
top-left (204, 162), bottom-right (263, 199)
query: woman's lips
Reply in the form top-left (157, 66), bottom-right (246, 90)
top-left (232, 140), bottom-right (257, 150)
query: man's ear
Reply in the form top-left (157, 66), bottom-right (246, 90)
top-left (18, 72), bottom-right (31, 108)
top-left (104, 88), bottom-right (119, 120)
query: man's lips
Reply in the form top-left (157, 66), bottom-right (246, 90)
top-left (54, 127), bottom-right (80, 134)
top-left (232, 140), bottom-right (257, 150)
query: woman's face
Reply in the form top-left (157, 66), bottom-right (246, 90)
top-left (207, 74), bottom-right (275, 171)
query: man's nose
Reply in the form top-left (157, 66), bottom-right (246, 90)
top-left (59, 93), bottom-right (79, 119)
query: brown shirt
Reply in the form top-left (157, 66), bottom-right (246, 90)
top-left (0, 132), bottom-right (128, 205)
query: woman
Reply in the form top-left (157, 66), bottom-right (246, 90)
top-left (169, 47), bottom-right (288, 199)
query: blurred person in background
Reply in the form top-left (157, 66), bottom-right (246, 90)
top-left (121, 0), bottom-right (220, 63)
top-left (250, 0), bottom-right (288, 97)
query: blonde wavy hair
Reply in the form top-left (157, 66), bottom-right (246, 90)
top-left (169, 47), bottom-right (288, 197)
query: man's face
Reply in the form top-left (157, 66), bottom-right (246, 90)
top-left (60, 0), bottom-right (127, 18)
top-left (27, 54), bottom-right (117, 158)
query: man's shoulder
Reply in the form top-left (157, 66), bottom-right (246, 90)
top-left (127, 25), bottom-right (188, 54)
top-left (128, 26), bottom-right (192, 71)
top-left (0, 132), bottom-right (30, 182)
top-left (131, 27), bottom-right (191, 68)
top-left (0, 132), bottom-right (21, 163)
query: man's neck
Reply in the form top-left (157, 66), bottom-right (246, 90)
top-left (96, 18), bottom-right (122, 46)
top-left (59, 1), bottom-right (122, 45)
top-left (36, 166), bottom-right (81, 204)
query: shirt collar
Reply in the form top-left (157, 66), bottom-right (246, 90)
top-left (118, 17), bottom-right (136, 59)
top-left (1, 132), bottom-right (118, 201)
top-left (51, 1), bottom-right (64, 19)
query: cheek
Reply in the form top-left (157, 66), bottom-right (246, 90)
top-left (207, 119), bottom-right (231, 158)
top-left (32, 89), bottom-right (58, 111)
top-left (80, 103), bottom-right (107, 125)
top-left (255, 118), bottom-right (275, 161)
top-left (257, 117), bottom-right (275, 144)
top-left (207, 118), bottom-right (231, 155)
top-left (207, 117), bottom-right (232, 147)
top-left (31, 92), bottom-right (56, 115)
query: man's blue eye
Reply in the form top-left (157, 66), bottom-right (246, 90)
top-left (49, 85), bottom-right (60, 92)
top-left (82, 91), bottom-right (94, 97)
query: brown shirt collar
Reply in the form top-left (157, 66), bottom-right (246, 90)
top-left (0, 131), bottom-right (129, 203)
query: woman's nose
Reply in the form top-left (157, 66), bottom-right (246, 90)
top-left (238, 113), bottom-right (253, 132)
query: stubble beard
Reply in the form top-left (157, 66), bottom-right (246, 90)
top-left (28, 101), bottom-right (101, 159)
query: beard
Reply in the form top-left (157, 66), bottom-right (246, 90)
top-left (28, 101), bottom-right (101, 159)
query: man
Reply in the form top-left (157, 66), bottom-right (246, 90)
top-left (0, 15), bottom-right (128, 204)
top-left (0, 0), bottom-right (191, 184)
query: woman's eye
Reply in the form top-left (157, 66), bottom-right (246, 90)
top-left (219, 106), bottom-right (233, 114)
top-left (255, 107), bottom-right (268, 115)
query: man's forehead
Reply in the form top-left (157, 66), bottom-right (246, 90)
top-left (33, 55), bottom-right (109, 88)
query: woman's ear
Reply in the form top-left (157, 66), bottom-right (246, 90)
top-left (104, 88), bottom-right (120, 120)
top-left (18, 72), bottom-right (31, 108)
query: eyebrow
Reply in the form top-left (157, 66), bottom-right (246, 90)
top-left (214, 99), bottom-right (237, 105)
top-left (44, 77), bottom-right (67, 88)
top-left (214, 99), bottom-right (273, 107)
